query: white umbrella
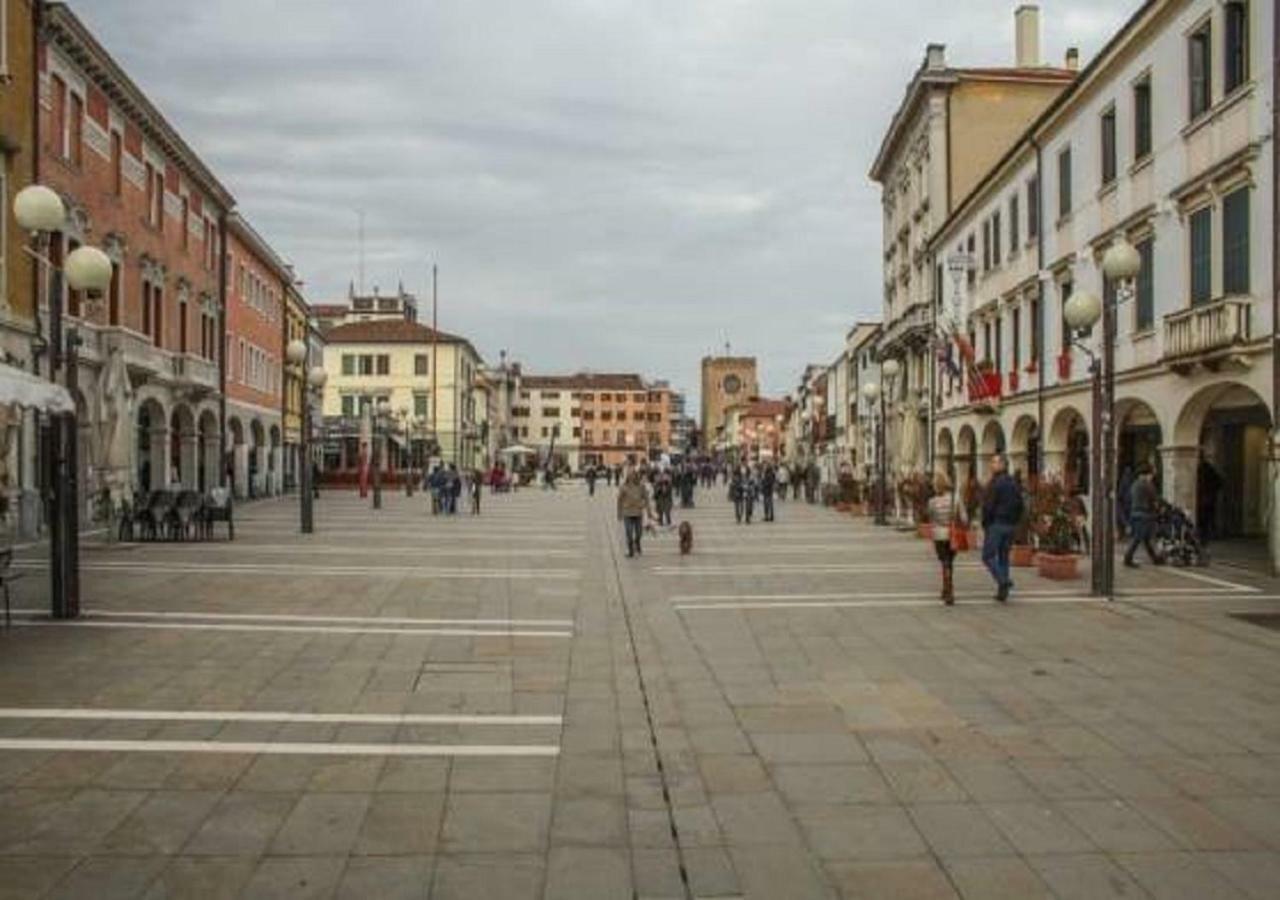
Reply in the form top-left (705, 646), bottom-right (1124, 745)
top-left (0, 362), bottom-right (74, 413)
top-left (498, 444), bottom-right (536, 457)
top-left (96, 346), bottom-right (134, 501)
top-left (897, 400), bottom-right (922, 475)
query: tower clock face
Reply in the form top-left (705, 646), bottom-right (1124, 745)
top-left (723, 374), bottom-right (742, 395)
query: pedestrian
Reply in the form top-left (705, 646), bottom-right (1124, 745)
top-left (1124, 465), bottom-right (1164, 567)
top-left (449, 464), bottom-right (462, 514)
top-left (617, 470), bottom-right (652, 557)
top-left (928, 470), bottom-right (960, 605)
top-left (730, 466), bottom-right (747, 523)
top-left (760, 464), bottom-right (776, 522)
top-left (654, 471), bottom-right (674, 526)
top-left (743, 466), bottom-right (758, 524)
top-left (806, 463), bottom-right (820, 504)
top-left (471, 468), bottom-right (482, 515)
top-left (792, 465), bottom-right (802, 500)
top-left (428, 465), bottom-right (443, 514)
top-left (1116, 466), bottom-right (1134, 540)
top-left (981, 454), bottom-right (1022, 602)
top-left (777, 463), bottom-right (789, 501)
top-left (586, 465), bottom-right (597, 496)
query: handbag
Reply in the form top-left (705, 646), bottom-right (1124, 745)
top-left (949, 520), bottom-right (970, 552)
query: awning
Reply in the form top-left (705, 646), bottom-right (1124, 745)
top-left (498, 444), bottom-right (537, 457)
top-left (0, 363), bottom-right (74, 414)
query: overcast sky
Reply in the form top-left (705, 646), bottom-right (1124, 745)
top-left (80, 0), bottom-right (1135, 404)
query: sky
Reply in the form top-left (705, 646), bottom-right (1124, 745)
top-left (79, 0), bottom-right (1136, 405)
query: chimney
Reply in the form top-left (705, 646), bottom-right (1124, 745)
top-left (925, 43), bottom-right (946, 71)
top-left (1064, 46), bottom-right (1080, 72)
top-left (1015, 5), bottom-right (1040, 68)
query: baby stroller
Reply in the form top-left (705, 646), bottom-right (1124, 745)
top-left (1152, 499), bottom-right (1209, 567)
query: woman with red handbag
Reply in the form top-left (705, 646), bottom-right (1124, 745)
top-left (927, 471), bottom-right (965, 605)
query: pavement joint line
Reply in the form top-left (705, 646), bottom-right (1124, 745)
top-left (1156, 566), bottom-right (1259, 592)
top-left (0, 738), bottom-right (561, 757)
top-left (109, 544), bottom-right (580, 558)
top-left (672, 591), bottom-right (1276, 611)
top-left (11, 619), bottom-right (573, 638)
top-left (14, 561), bottom-right (578, 579)
top-left (667, 586), bottom-right (1263, 603)
top-left (0, 708), bottom-right (562, 725)
top-left (8, 609), bottom-right (576, 628)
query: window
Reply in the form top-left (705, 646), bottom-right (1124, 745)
top-left (153, 170), bottom-right (164, 232)
top-left (1224, 2), bottom-right (1248, 95)
top-left (583, 430), bottom-right (593, 444)
top-left (616, 429), bottom-right (626, 444)
top-left (992, 210), bottom-right (1002, 265)
top-left (342, 395), bottom-right (355, 417)
top-left (178, 298), bottom-right (188, 353)
top-left (1060, 280), bottom-right (1073, 352)
top-left (1133, 78), bottom-right (1152, 161)
top-left (1012, 307), bottom-right (1022, 370)
top-left (982, 220), bottom-right (991, 271)
top-left (358, 354), bottom-right (373, 376)
top-left (1188, 21), bottom-right (1212, 120)
top-left (180, 197), bottom-right (189, 250)
top-left (68, 92), bottom-right (83, 167)
top-left (51, 75), bottom-right (67, 158)
top-left (111, 131), bottom-right (123, 195)
top-left (375, 355), bottom-right (389, 376)
top-left (1009, 194), bottom-right (1019, 254)
top-left (144, 162), bottom-right (157, 224)
top-left (983, 321), bottom-right (992, 361)
top-left (414, 394), bottom-right (428, 419)
top-left (616, 410), bottom-right (627, 421)
top-left (108, 262), bottom-right (120, 325)
top-left (995, 315), bottom-right (1003, 372)
top-left (1189, 206), bottom-right (1212, 304)
top-left (341, 354), bottom-right (355, 375)
top-left (1027, 177), bottom-right (1039, 239)
top-left (414, 354), bottom-right (429, 375)
top-left (966, 234), bottom-right (976, 287)
top-left (542, 407), bottom-right (560, 418)
top-left (1135, 238), bottom-right (1154, 331)
top-left (1057, 147), bottom-right (1072, 218)
top-left (1100, 106), bottom-right (1117, 186)
top-left (1222, 187), bottom-right (1250, 295)
top-left (1030, 294), bottom-right (1040, 360)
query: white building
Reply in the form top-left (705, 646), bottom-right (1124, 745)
top-left (931, 0), bottom-right (1275, 563)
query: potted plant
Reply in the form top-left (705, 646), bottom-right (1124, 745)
top-left (1010, 476), bottom-right (1036, 567)
top-left (1032, 476), bottom-right (1081, 580)
top-left (899, 473), bottom-right (931, 537)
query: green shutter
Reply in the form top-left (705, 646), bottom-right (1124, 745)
top-left (1222, 188), bottom-right (1250, 295)
top-left (1189, 207), bottom-right (1212, 305)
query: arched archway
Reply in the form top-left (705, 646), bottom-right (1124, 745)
top-left (136, 397), bottom-right (168, 492)
top-left (227, 416), bottom-right (246, 498)
top-left (936, 427), bottom-right (955, 481)
top-left (1172, 381), bottom-right (1271, 540)
top-left (268, 424), bottom-right (282, 495)
top-left (1046, 405), bottom-right (1089, 495)
top-left (249, 420), bottom-right (266, 497)
top-left (1010, 415), bottom-right (1040, 481)
top-left (197, 409), bottom-right (219, 492)
top-left (170, 404), bottom-right (196, 490)
top-left (1115, 397), bottom-right (1163, 483)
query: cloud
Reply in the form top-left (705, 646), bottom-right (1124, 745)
top-left (74, 0), bottom-right (1138, 405)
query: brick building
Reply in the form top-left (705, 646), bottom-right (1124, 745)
top-left (224, 212), bottom-right (290, 498)
top-left (38, 3), bottom-right (234, 503)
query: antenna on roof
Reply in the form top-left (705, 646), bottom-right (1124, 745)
top-left (357, 210), bottom-right (366, 294)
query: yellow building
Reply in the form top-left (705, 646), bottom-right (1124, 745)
top-left (321, 319), bottom-right (487, 472)
top-left (282, 282), bottom-right (311, 489)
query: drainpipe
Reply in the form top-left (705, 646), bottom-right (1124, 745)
top-left (1271, 1), bottom-right (1279, 574)
top-left (218, 212), bottom-right (228, 488)
top-left (1033, 137), bottom-right (1046, 475)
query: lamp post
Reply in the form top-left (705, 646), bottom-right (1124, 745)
top-left (398, 406), bottom-right (415, 497)
top-left (286, 338), bottom-right (325, 534)
top-left (14, 186), bottom-right (112, 619)
top-left (862, 380), bottom-right (885, 525)
top-left (1063, 236), bottom-right (1141, 601)
top-left (372, 398), bottom-right (389, 509)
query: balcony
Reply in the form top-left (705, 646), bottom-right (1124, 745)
top-left (171, 353), bottom-right (219, 395)
top-left (877, 302), bottom-right (931, 354)
top-left (1162, 297), bottom-right (1252, 370)
top-left (967, 370), bottom-right (1002, 411)
top-left (98, 326), bottom-right (170, 381)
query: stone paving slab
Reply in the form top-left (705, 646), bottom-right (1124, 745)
top-left (1, 487), bottom-right (1279, 897)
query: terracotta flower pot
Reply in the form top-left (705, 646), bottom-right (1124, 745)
top-left (1010, 544), bottom-right (1036, 567)
top-left (1037, 552), bottom-right (1079, 580)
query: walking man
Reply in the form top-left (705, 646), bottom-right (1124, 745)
top-left (1124, 465), bottom-right (1164, 567)
top-left (617, 471), bottom-right (652, 558)
top-left (981, 454), bottom-right (1022, 602)
top-left (760, 464), bottom-right (776, 522)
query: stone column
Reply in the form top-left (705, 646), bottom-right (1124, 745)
top-left (1159, 445), bottom-right (1198, 519)
top-left (201, 433), bottom-right (220, 493)
top-left (233, 444), bottom-right (249, 499)
top-left (1271, 436), bottom-right (1280, 576)
top-left (147, 425), bottom-right (170, 491)
top-left (179, 427), bottom-right (199, 490)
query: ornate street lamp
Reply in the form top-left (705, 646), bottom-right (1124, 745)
top-left (286, 339), bottom-right (325, 533)
top-left (372, 398), bottom-right (390, 509)
top-left (15, 185), bottom-right (112, 619)
top-left (862, 380), bottom-right (886, 526)
top-left (1062, 235), bottom-right (1141, 601)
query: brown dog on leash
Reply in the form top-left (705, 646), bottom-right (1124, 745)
top-left (678, 521), bottom-right (694, 555)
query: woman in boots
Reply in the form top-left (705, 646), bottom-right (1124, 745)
top-left (928, 471), bottom-right (960, 605)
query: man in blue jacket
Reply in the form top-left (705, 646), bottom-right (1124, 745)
top-left (981, 454), bottom-right (1022, 602)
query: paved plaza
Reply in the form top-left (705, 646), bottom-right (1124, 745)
top-left (1, 483), bottom-right (1279, 899)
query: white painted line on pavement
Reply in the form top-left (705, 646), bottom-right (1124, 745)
top-left (653, 562), bottom-right (987, 575)
top-left (0, 738), bottom-right (560, 757)
top-left (9, 609), bottom-right (576, 628)
top-left (119, 544), bottom-right (579, 559)
top-left (13, 619), bottom-right (571, 638)
top-left (0, 708), bottom-right (560, 726)
top-left (669, 589), bottom-right (1074, 603)
top-left (670, 586), bottom-right (1263, 606)
top-left (1157, 566), bottom-right (1258, 593)
top-left (14, 560), bottom-right (577, 579)
top-left (675, 595), bottom-right (1100, 611)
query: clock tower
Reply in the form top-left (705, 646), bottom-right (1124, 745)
top-left (700, 356), bottom-right (759, 449)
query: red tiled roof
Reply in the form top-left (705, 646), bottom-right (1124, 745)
top-left (522, 373), bottom-right (652, 391)
top-left (323, 319), bottom-right (466, 345)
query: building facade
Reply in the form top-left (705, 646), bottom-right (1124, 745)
top-left (700, 355), bottom-right (758, 448)
top-left (321, 319), bottom-right (486, 473)
top-left (726, 397), bottom-right (788, 462)
top-left (224, 213), bottom-right (288, 498)
top-left (39, 4), bottom-right (233, 509)
top-left (282, 280), bottom-right (313, 490)
top-left (931, 0), bottom-right (1276, 563)
top-left (870, 6), bottom-right (1075, 480)
top-left (0, 0), bottom-right (39, 534)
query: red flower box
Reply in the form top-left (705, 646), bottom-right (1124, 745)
top-left (1056, 352), bottom-right (1072, 380)
top-left (967, 371), bottom-right (1003, 404)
